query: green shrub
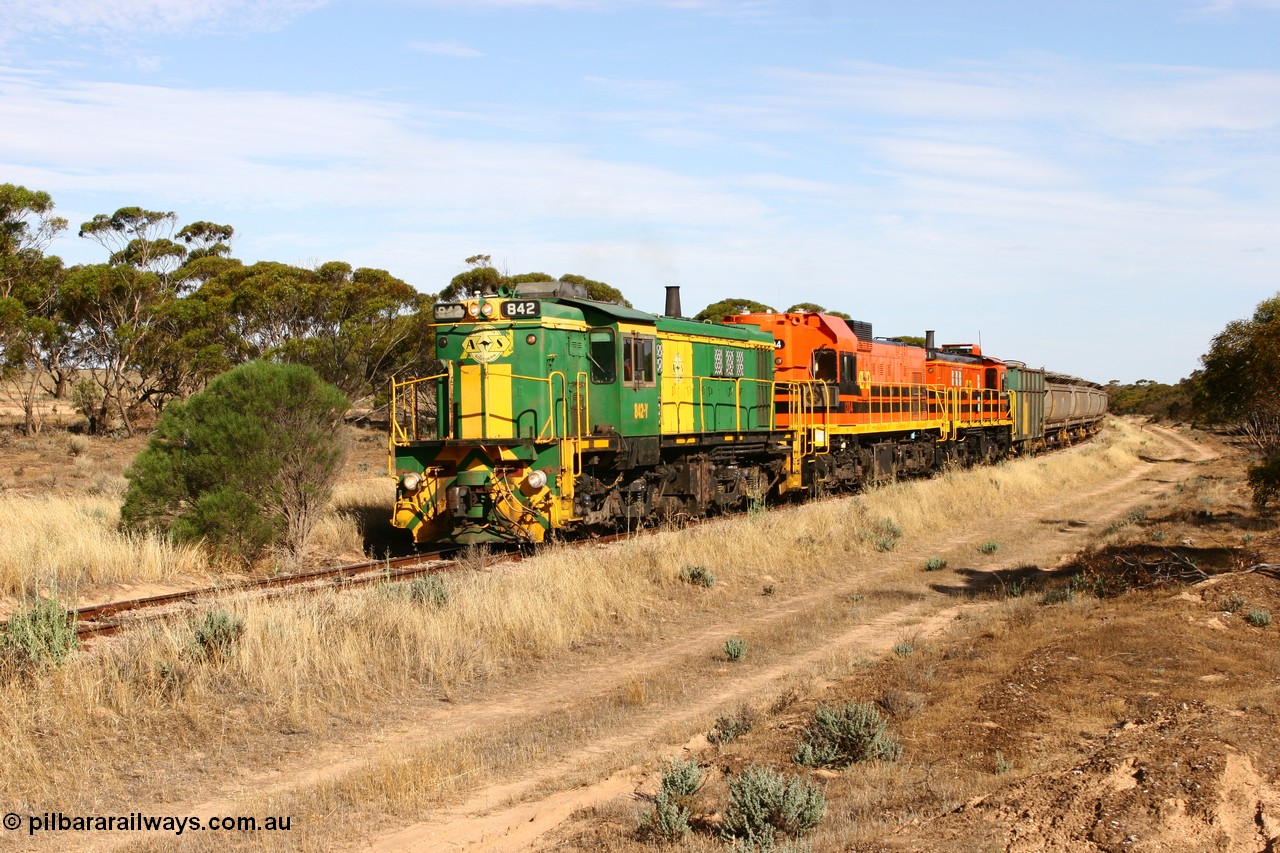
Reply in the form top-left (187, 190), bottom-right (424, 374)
top-left (893, 639), bottom-right (913, 657)
top-left (725, 637), bottom-right (747, 662)
top-left (1246, 607), bottom-right (1272, 628)
top-left (924, 557), bottom-right (947, 571)
top-left (190, 609), bottom-right (244, 660)
top-left (793, 702), bottom-right (902, 767)
top-left (1068, 572), bottom-right (1111, 598)
top-left (1004, 578), bottom-right (1030, 598)
top-left (71, 377), bottom-right (103, 425)
top-left (977, 541), bottom-right (1000, 555)
top-left (409, 574), bottom-right (449, 607)
top-left (659, 757), bottom-right (703, 798)
top-left (1220, 593), bottom-right (1247, 614)
top-left (120, 361), bottom-right (349, 566)
top-left (721, 766), bottom-right (825, 849)
top-left (2, 593), bottom-right (77, 668)
top-left (871, 518), bottom-right (903, 552)
top-left (708, 707), bottom-right (757, 744)
top-left (1041, 588), bottom-right (1074, 605)
top-left (1247, 453), bottom-right (1280, 509)
top-left (994, 751), bottom-right (1012, 774)
top-left (641, 790), bottom-right (691, 843)
top-left (640, 758), bottom-right (703, 843)
top-left (679, 565), bottom-right (716, 588)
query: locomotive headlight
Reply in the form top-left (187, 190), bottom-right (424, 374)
top-left (525, 469), bottom-right (548, 490)
top-left (480, 302), bottom-right (495, 318)
top-left (467, 303), bottom-right (480, 318)
top-left (401, 472), bottom-right (422, 493)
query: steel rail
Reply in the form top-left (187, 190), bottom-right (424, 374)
top-left (61, 551), bottom-right (455, 642)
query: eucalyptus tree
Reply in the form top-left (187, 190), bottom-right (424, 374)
top-left (440, 255), bottom-right (631, 306)
top-left (73, 207), bottom-right (237, 432)
top-left (0, 183), bottom-right (68, 433)
top-left (693, 298), bottom-right (777, 324)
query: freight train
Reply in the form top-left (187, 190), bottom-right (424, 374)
top-left (389, 281), bottom-right (1107, 545)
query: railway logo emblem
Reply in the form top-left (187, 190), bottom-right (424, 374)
top-left (462, 329), bottom-right (513, 364)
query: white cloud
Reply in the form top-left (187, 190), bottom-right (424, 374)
top-left (401, 0), bottom-right (777, 10)
top-left (751, 59), bottom-right (1280, 144)
top-left (868, 138), bottom-right (1075, 187)
top-left (0, 0), bottom-right (326, 38)
top-left (0, 74), bottom-right (769, 231)
top-left (407, 40), bottom-right (484, 58)
top-left (1186, 0), bottom-right (1280, 14)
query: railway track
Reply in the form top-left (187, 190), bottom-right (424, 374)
top-left (70, 550), bottom-right (460, 642)
top-left (66, 525), bottom-right (657, 643)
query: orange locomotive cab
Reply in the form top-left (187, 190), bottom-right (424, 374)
top-left (923, 337), bottom-right (1012, 464)
top-left (725, 310), bottom-right (940, 491)
top-left (724, 311), bottom-right (1015, 491)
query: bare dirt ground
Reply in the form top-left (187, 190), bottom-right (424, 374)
top-left (20, 419), bottom-right (1256, 853)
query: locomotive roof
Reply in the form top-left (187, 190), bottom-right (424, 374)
top-left (553, 297), bottom-right (773, 344)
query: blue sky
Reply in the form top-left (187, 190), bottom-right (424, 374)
top-left (3, 0), bottom-right (1279, 383)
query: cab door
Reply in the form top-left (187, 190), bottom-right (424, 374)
top-left (620, 332), bottom-right (660, 437)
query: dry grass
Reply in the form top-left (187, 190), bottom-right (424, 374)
top-left (0, 420), bottom-right (1159, 848)
top-left (0, 494), bottom-right (209, 598)
top-left (0, 471), bottom-right (396, 600)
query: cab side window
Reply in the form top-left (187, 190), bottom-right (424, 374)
top-left (622, 335), bottom-right (656, 386)
top-left (589, 328), bottom-right (616, 384)
top-left (812, 348), bottom-right (837, 382)
top-left (839, 352), bottom-right (859, 395)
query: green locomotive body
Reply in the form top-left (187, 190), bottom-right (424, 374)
top-left (389, 281), bottom-right (790, 545)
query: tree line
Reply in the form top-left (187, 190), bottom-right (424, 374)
top-left (1, 182), bottom-right (870, 437)
top-left (1, 184), bottom-right (434, 435)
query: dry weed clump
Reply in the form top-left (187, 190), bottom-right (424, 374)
top-left (0, 494), bottom-right (207, 596)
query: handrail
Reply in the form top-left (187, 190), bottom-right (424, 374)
top-left (390, 373), bottom-right (448, 446)
top-left (695, 376), bottom-right (774, 433)
top-left (391, 369), bottom-right (588, 444)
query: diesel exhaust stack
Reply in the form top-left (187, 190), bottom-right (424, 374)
top-left (664, 285), bottom-right (683, 318)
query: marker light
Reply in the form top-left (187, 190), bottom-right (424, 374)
top-left (525, 334), bottom-right (537, 345)
top-left (525, 470), bottom-right (548, 490)
top-left (480, 302), bottom-right (495, 317)
top-left (401, 473), bottom-right (422, 493)
top-left (467, 303), bottom-right (480, 318)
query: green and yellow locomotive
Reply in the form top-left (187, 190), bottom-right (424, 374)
top-left (389, 282), bottom-right (790, 544)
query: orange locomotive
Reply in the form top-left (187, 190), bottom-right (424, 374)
top-left (724, 310), bottom-right (1018, 494)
